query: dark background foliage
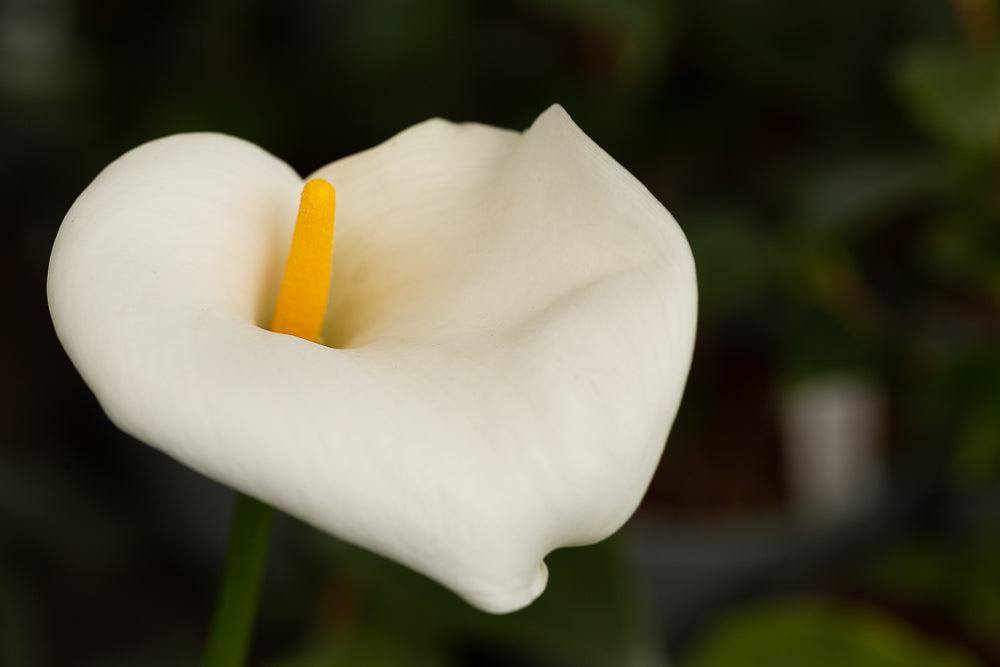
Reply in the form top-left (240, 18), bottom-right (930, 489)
top-left (2, 0), bottom-right (999, 665)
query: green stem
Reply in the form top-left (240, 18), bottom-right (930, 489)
top-left (202, 493), bottom-right (275, 667)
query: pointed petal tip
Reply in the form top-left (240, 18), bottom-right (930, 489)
top-left (530, 103), bottom-right (575, 132)
top-left (539, 102), bottom-right (570, 118)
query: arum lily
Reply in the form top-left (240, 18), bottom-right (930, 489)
top-left (47, 105), bottom-right (697, 614)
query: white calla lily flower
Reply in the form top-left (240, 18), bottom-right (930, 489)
top-left (48, 105), bottom-right (696, 613)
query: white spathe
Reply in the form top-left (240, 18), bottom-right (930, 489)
top-left (47, 105), bottom-right (697, 613)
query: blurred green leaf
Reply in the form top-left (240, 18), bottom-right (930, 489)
top-left (906, 345), bottom-right (1000, 490)
top-left (792, 156), bottom-right (945, 238)
top-left (0, 554), bottom-right (39, 667)
top-left (270, 630), bottom-right (451, 667)
top-left (894, 44), bottom-right (1000, 160)
top-left (681, 598), bottom-right (982, 667)
top-left (952, 404), bottom-right (1000, 489)
top-left (289, 532), bottom-right (660, 667)
top-left (466, 540), bottom-right (659, 667)
top-left (778, 240), bottom-right (889, 379)
top-left (918, 215), bottom-right (1000, 298)
top-left (684, 207), bottom-right (771, 316)
top-left (864, 529), bottom-right (1000, 653)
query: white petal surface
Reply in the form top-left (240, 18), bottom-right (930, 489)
top-left (48, 105), bottom-right (697, 613)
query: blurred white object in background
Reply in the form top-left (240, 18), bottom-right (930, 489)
top-left (781, 374), bottom-right (886, 525)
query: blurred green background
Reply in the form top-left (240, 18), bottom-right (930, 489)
top-left (2, 0), bottom-right (999, 665)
